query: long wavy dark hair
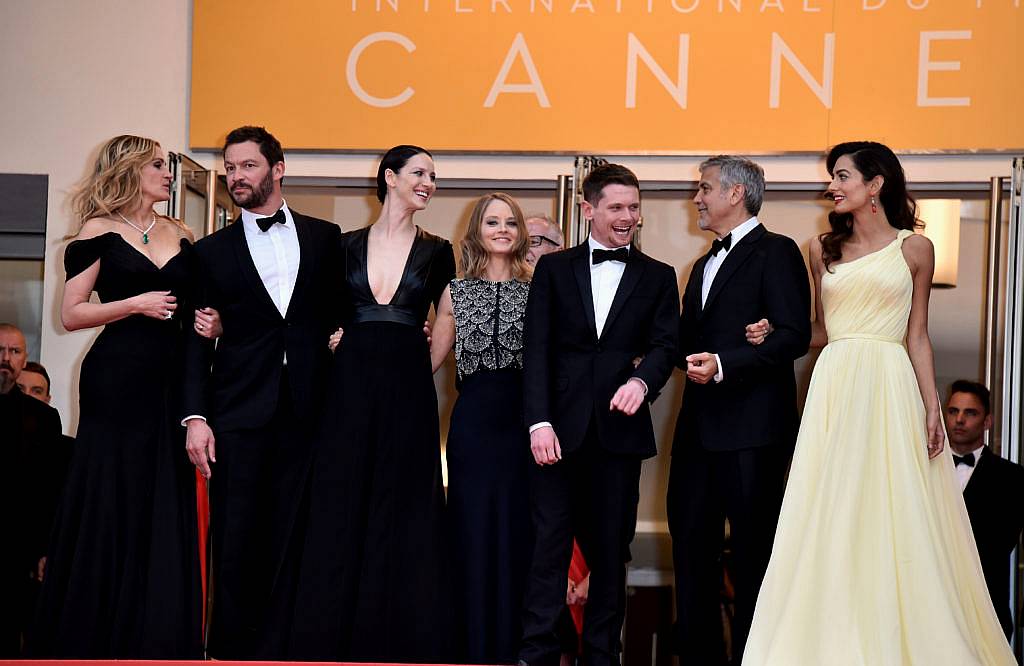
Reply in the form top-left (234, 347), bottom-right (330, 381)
top-left (820, 141), bottom-right (920, 271)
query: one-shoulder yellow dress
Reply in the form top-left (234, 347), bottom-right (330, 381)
top-left (743, 230), bottom-right (1014, 665)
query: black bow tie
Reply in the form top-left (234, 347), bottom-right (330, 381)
top-left (255, 209), bottom-right (286, 232)
top-left (953, 453), bottom-right (975, 468)
top-left (593, 247), bottom-right (629, 265)
top-left (710, 234), bottom-right (733, 256)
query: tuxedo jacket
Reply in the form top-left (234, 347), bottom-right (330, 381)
top-left (963, 446), bottom-right (1024, 636)
top-left (1, 388), bottom-right (68, 572)
top-left (522, 242), bottom-right (679, 458)
top-left (675, 224), bottom-right (811, 453)
top-left (181, 211), bottom-right (344, 432)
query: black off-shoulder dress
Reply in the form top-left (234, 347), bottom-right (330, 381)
top-left (30, 233), bottom-right (202, 658)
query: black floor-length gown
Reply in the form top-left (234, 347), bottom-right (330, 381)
top-left (288, 226), bottom-right (456, 662)
top-left (446, 278), bottom-right (533, 664)
top-left (31, 232), bottom-right (202, 658)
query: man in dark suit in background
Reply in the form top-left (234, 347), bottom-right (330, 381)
top-left (945, 379), bottom-right (1024, 639)
top-left (181, 126), bottom-right (343, 659)
top-left (0, 326), bottom-right (68, 656)
top-left (519, 164), bottom-right (679, 666)
top-left (668, 156), bottom-right (811, 665)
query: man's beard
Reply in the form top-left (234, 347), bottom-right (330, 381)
top-left (230, 169), bottom-right (274, 209)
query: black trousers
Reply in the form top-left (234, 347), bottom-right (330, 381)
top-left (667, 445), bottom-right (787, 665)
top-left (207, 369), bottom-right (310, 659)
top-left (519, 427), bottom-right (642, 666)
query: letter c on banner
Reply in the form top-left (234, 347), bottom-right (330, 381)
top-left (346, 32), bottom-right (416, 108)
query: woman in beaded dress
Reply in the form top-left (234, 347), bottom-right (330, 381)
top-left (431, 192), bottom-right (534, 664)
top-left (31, 135), bottom-right (220, 658)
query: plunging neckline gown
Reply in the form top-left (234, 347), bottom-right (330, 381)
top-left (743, 230), bottom-right (1013, 665)
top-left (287, 225), bottom-right (456, 663)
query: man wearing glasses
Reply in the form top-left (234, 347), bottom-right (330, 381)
top-left (526, 214), bottom-right (564, 266)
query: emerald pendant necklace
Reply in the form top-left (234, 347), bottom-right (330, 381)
top-left (118, 212), bottom-right (157, 244)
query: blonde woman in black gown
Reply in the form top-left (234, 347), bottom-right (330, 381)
top-left (431, 193), bottom-right (534, 663)
top-left (32, 135), bottom-right (219, 658)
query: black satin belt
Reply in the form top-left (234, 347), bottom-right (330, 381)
top-left (352, 305), bottom-right (420, 327)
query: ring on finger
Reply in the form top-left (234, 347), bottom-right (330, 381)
top-left (164, 310), bottom-right (173, 319)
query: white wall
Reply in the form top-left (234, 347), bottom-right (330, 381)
top-left (0, 1), bottom-right (1014, 529)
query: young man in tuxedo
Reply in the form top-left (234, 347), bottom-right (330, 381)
top-left (945, 379), bottom-right (1024, 639)
top-left (519, 164), bottom-right (679, 666)
top-left (181, 126), bottom-right (343, 659)
top-left (668, 156), bottom-right (811, 665)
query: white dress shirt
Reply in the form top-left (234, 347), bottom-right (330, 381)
top-left (700, 216), bottom-right (761, 382)
top-left (240, 201), bottom-right (300, 317)
top-left (589, 235), bottom-right (628, 337)
top-left (955, 445), bottom-right (986, 491)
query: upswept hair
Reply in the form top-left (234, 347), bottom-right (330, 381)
top-left (582, 164), bottom-right (639, 205)
top-left (820, 141), bottom-right (920, 271)
top-left (699, 155), bottom-right (765, 216)
top-left (377, 145), bottom-right (433, 204)
top-left (69, 135), bottom-right (161, 230)
top-left (460, 193), bottom-right (532, 282)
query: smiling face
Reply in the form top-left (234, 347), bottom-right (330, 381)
top-left (387, 152), bottom-right (436, 211)
top-left (480, 198), bottom-right (520, 257)
top-left (584, 184), bottom-right (640, 248)
top-left (945, 391), bottom-right (992, 453)
top-left (693, 166), bottom-right (742, 236)
top-left (224, 140), bottom-right (283, 212)
top-left (827, 154), bottom-right (881, 215)
top-left (139, 146), bottom-right (172, 203)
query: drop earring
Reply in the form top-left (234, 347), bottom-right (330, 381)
top-left (870, 196), bottom-right (878, 214)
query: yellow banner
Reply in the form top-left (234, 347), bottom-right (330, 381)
top-left (190, 0), bottom-right (1023, 153)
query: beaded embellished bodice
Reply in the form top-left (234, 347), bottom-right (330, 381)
top-left (450, 278), bottom-right (530, 382)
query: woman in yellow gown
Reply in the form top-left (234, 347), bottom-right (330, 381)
top-left (742, 141), bottom-right (1014, 665)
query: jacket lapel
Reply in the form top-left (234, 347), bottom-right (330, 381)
top-left (703, 224), bottom-right (765, 313)
top-left (571, 244), bottom-right (598, 342)
top-left (963, 447), bottom-right (989, 497)
top-left (693, 253), bottom-right (711, 319)
top-left (285, 213), bottom-right (314, 319)
top-left (602, 248), bottom-right (645, 337)
top-left (230, 219), bottom-right (283, 320)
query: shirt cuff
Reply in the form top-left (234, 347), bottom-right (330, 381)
top-left (529, 422), bottom-right (553, 434)
top-left (182, 415), bottom-right (207, 427)
top-left (628, 377), bottom-right (649, 395)
top-left (713, 353), bottom-right (724, 383)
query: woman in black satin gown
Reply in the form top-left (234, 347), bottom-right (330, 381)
top-left (288, 145), bottom-right (456, 662)
top-left (31, 135), bottom-right (217, 658)
top-left (431, 193), bottom-right (534, 664)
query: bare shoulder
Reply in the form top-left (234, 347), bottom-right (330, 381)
top-left (901, 231), bottom-right (933, 264)
top-left (160, 215), bottom-right (195, 243)
top-left (76, 216), bottom-right (117, 240)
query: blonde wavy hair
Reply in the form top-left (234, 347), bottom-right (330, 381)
top-left (460, 192), bottom-right (533, 281)
top-left (69, 135), bottom-right (171, 234)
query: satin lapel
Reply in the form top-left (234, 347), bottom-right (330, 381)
top-left (602, 248), bottom-right (646, 336)
top-left (571, 244), bottom-right (598, 342)
top-left (230, 220), bottom-right (282, 319)
top-left (285, 214), bottom-right (314, 319)
top-left (963, 448), bottom-right (988, 496)
top-left (703, 224), bottom-right (765, 313)
top-left (694, 253), bottom-right (711, 319)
